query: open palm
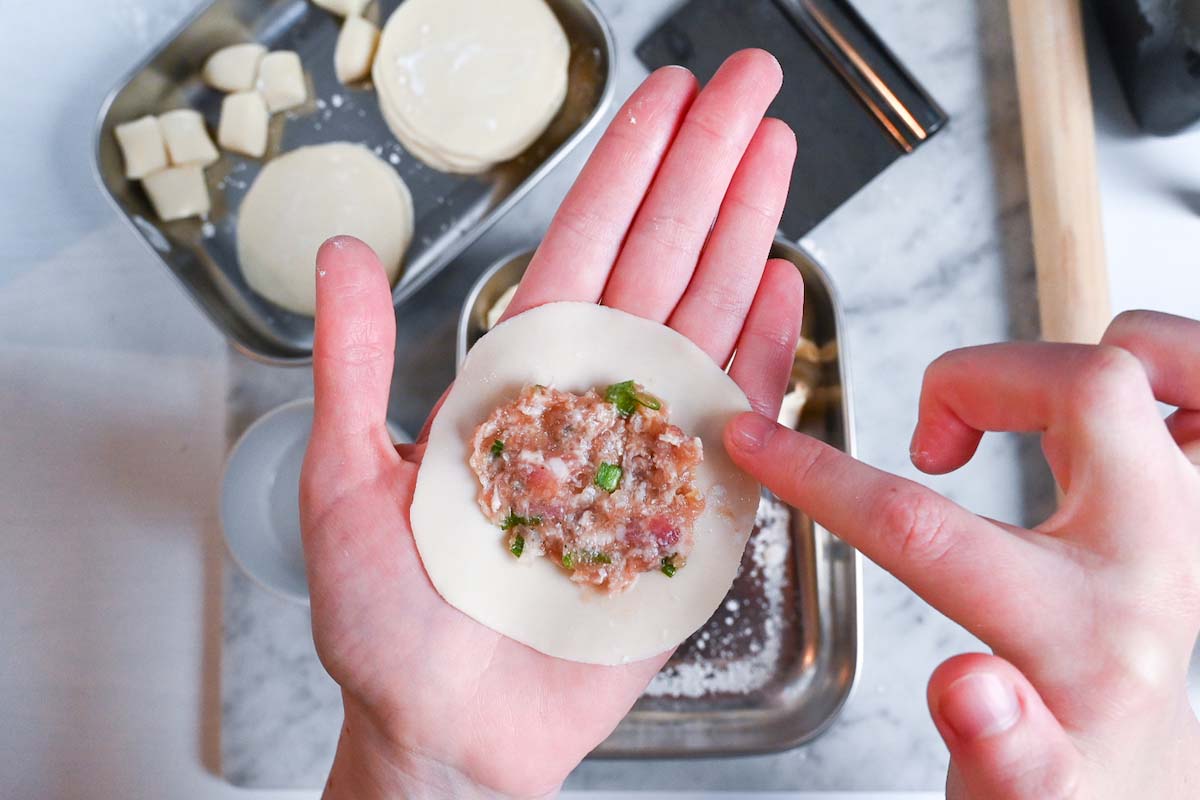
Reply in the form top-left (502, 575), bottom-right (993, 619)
top-left (300, 50), bottom-right (801, 799)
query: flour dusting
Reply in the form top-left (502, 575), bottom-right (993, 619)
top-left (644, 494), bottom-right (792, 698)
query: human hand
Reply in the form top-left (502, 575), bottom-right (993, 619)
top-left (300, 49), bottom-right (802, 799)
top-left (725, 310), bottom-right (1200, 798)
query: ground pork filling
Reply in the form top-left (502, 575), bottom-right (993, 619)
top-left (468, 381), bottom-right (705, 594)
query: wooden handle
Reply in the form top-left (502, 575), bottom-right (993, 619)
top-left (1008, 0), bottom-right (1111, 343)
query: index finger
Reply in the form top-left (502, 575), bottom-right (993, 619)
top-left (502, 66), bottom-right (699, 320)
top-left (724, 412), bottom-right (1069, 653)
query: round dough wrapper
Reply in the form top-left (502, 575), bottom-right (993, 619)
top-left (379, 70), bottom-right (567, 174)
top-left (237, 143), bottom-right (413, 315)
top-left (378, 97), bottom-right (491, 174)
top-left (373, 0), bottom-right (569, 169)
top-left (410, 302), bottom-right (761, 665)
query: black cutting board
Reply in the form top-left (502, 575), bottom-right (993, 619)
top-left (638, 0), bottom-right (947, 238)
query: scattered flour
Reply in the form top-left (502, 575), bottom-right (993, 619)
top-left (644, 494), bottom-right (792, 698)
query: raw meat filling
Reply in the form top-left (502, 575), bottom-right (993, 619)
top-left (468, 381), bottom-right (705, 593)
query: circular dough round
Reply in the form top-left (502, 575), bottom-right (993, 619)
top-left (373, 0), bottom-right (569, 172)
top-left (410, 302), bottom-right (761, 665)
top-left (237, 143), bottom-right (413, 315)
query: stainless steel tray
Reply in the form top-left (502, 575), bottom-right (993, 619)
top-left (94, 0), bottom-right (614, 364)
top-left (458, 240), bottom-right (862, 757)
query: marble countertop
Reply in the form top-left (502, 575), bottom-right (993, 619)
top-left (2, 0), bottom-right (1198, 797)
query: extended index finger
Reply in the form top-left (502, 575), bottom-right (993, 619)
top-left (724, 413), bottom-right (1068, 652)
top-left (502, 66), bottom-right (699, 320)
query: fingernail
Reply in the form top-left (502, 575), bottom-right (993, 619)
top-left (939, 673), bottom-right (1021, 741)
top-left (729, 413), bottom-right (775, 453)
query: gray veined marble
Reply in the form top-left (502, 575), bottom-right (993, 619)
top-left (221, 0), bottom-right (1055, 790)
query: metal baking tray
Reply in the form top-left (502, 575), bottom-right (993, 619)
top-left (94, 0), bottom-right (614, 364)
top-left (458, 239), bottom-right (862, 757)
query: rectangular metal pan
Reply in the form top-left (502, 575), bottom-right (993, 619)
top-left (94, 0), bottom-right (614, 364)
top-left (458, 238), bottom-right (863, 757)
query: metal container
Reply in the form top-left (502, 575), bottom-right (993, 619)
top-left (458, 240), bottom-right (863, 757)
top-left (94, 0), bottom-right (615, 364)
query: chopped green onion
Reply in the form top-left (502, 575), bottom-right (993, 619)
top-left (562, 552), bottom-right (575, 569)
top-left (510, 535), bottom-right (524, 558)
top-left (604, 380), bottom-right (662, 418)
top-left (634, 390), bottom-right (661, 410)
top-left (592, 551), bottom-right (612, 565)
top-left (490, 439), bottom-right (505, 457)
top-left (661, 556), bottom-right (677, 578)
top-left (594, 462), bottom-right (622, 493)
top-left (500, 511), bottom-right (542, 531)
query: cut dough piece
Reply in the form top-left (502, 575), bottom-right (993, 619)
top-left (373, 0), bottom-right (569, 171)
top-left (311, 0), bottom-right (370, 17)
top-left (142, 165), bottom-right (210, 222)
top-left (202, 43), bottom-right (267, 92)
top-left (218, 91), bottom-right (270, 158)
top-left (410, 302), bottom-right (761, 665)
top-left (114, 116), bottom-right (168, 179)
top-left (237, 143), bottom-right (413, 315)
top-left (257, 51), bottom-right (307, 113)
top-left (158, 109), bottom-right (219, 167)
top-left (335, 15), bottom-right (380, 84)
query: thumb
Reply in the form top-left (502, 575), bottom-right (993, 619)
top-left (929, 653), bottom-right (1082, 800)
top-left (308, 235), bottom-right (398, 485)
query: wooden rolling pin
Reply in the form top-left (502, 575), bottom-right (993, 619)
top-left (1008, 0), bottom-right (1111, 343)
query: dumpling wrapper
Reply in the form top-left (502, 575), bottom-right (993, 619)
top-left (237, 143), bottom-right (413, 315)
top-left (373, 0), bottom-right (569, 170)
top-left (410, 302), bottom-right (761, 665)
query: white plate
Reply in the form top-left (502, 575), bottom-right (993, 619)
top-left (220, 398), bottom-right (408, 604)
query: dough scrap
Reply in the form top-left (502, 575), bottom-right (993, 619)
top-left (202, 43), bottom-right (267, 92)
top-left (218, 91), bottom-right (270, 158)
top-left (335, 15), bottom-right (380, 84)
top-left (373, 0), bottom-right (569, 173)
top-left (114, 115), bottom-right (168, 179)
top-left (256, 51), bottom-right (308, 113)
top-left (158, 109), bottom-right (219, 167)
top-left (411, 302), bottom-right (761, 665)
top-left (236, 143), bottom-right (413, 315)
top-left (142, 165), bottom-right (210, 221)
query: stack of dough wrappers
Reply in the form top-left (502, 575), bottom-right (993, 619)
top-left (372, 0), bottom-right (570, 174)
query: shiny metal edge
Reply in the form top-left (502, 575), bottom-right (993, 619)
top-left (92, 0), bottom-right (617, 366)
top-left (90, 0), bottom-right (282, 362)
top-left (456, 241), bottom-right (864, 758)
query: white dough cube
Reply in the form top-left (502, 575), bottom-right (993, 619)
top-left (334, 16), bottom-right (379, 84)
top-left (202, 43), bottom-right (267, 92)
top-left (256, 51), bottom-right (307, 113)
top-left (218, 91), bottom-right (270, 158)
top-left (158, 109), bottom-right (219, 166)
top-left (142, 165), bottom-right (210, 222)
top-left (114, 115), bottom-right (168, 179)
top-left (311, 0), bottom-right (370, 17)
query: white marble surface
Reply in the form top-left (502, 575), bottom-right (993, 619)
top-left (2, 0), bottom-right (1199, 798)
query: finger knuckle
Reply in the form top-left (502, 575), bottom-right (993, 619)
top-left (1104, 308), bottom-right (1156, 344)
top-left (784, 439), bottom-right (833, 495)
top-left (554, 205), bottom-right (623, 246)
top-left (636, 212), bottom-right (709, 255)
top-left (1015, 757), bottom-right (1082, 800)
top-left (1069, 345), bottom-right (1146, 408)
top-left (726, 190), bottom-right (781, 227)
top-left (876, 486), bottom-right (955, 566)
top-left (682, 112), bottom-right (739, 157)
top-left (697, 280), bottom-right (752, 319)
